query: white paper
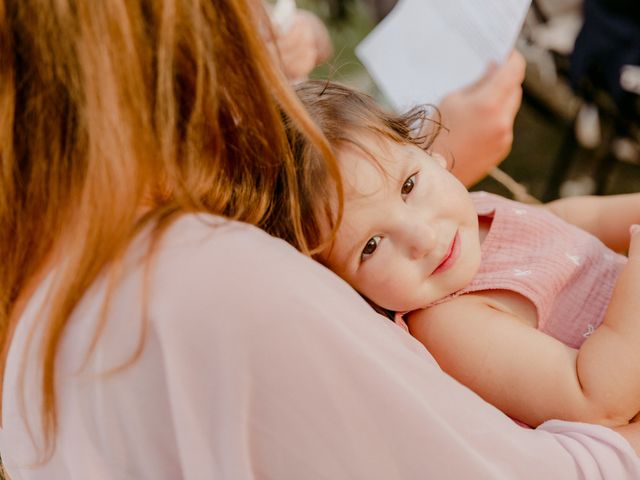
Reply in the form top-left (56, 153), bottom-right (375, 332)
top-left (270, 0), bottom-right (297, 34)
top-left (356, 0), bottom-right (531, 109)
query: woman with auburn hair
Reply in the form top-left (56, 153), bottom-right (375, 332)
top-left (0, 1), bottom-right (639, 478)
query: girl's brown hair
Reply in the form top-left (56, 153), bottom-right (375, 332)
top-left (0, 0), bottom-right (341, 454)
top-left (270, 80), bottom-right (443, 257)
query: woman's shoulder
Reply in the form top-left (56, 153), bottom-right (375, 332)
top-left (140, 213), bottom-right (368, 329)
top-left (149, 213), bottom-right (332, 292)
top-left (159, 213), bottom-right (283, 253)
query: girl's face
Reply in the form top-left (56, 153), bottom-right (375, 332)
top-left (320, 133), bottom-right (481, 312)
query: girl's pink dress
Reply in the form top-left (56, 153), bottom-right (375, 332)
top-left (434, 191), bottom-right (627, 348)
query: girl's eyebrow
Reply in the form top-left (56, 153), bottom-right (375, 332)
top-left (343, 229), bottom-right (372, 270)
top-left (336, 206), bottom-right (381, 271)
top-left (395, 159), bottom-right (415, 189)
top-left (381, 146), bottom-right (415, 189)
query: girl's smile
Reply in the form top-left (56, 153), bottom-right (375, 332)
top-left (433, 230), bottom-right (460, 275)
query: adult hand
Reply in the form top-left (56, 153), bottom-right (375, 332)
top-left (272, 10), bottom-right (332, 82)
top-left (432, 50), bottom-right (526, 187)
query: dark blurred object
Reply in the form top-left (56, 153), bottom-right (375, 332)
top-left (360, 0), bottom-right (398, 21)
top-left (325, 0), bottom-right (355, 21)
top-left (325, 0), bottom-right (398, 24)
top-left (570, 0), bottom-right (640, 118)
top-left (552, 0), bottom-right (640, 199)
top-left (523, 0), bottom-right (640, 200)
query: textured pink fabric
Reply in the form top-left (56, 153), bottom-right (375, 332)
top-left (434, 192), bottom-right (627, 348)
top-left (1, 214), bottom-right (639, 479)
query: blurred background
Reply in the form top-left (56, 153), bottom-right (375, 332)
top-left (295, 0), bottom-right (640, 201)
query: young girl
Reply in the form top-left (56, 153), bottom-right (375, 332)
top-left (276, 80), bottom-right (640, 428)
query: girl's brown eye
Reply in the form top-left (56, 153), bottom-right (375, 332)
top-left (361, 236), bottom-right (381, 260)
top-left (401, 175), bottom-right (416, 196)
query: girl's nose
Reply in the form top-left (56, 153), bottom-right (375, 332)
top-left (406, 223), bottom-right (437, 260)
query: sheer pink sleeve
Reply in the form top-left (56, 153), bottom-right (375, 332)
top-left (1, 215), bottom-right (638, 479)
top-left (146, 217), bottom-right (639, 479)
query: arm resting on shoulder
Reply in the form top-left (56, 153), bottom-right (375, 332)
top-left (154, 220), bottom-right (640, 477)
top-left (407, 291), bottom-right (640, 429)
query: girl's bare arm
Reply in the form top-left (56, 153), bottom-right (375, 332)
top-left (576, 228), bottom-right (640, 420)
top-left (407, 233), bottom-right (640, 428)
top-left (544, 193), bottom-right (640, 252)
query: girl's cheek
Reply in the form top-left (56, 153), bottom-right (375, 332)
top-left (368, 267), bottom-right (399, 295)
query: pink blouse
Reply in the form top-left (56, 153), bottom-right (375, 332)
top-left (1, 214), bottom-right (638, 479)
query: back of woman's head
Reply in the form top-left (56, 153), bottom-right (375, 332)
top-left (0, 0), bottom-right (338, 452)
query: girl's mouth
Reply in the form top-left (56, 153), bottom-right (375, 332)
top-left (432, 231), bottom-right (459, 275)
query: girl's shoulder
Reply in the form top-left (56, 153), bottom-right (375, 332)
top-left (407, 289), bottom-right (537, 340)
top-left (407, 293), bottom-right (497, 326)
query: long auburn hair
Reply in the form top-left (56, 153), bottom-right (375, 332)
top-left (0, 0), bottom-right (342, 452)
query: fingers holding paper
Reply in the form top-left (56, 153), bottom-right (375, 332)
top-left (433, 50), bottom-right (526, 187)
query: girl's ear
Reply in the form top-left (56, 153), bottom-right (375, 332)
top-left (432, 153), bottom-right (448, 169)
